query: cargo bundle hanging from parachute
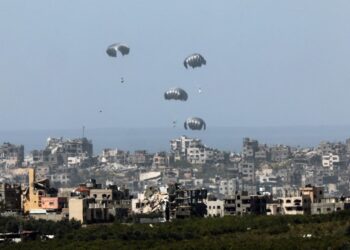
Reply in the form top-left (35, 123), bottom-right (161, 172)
top-left (106, 43), bottom-right (130, 83)
top-left (184, 117), bottom-right (206, 131)
top-left (183, 53), bottom-right (206, 69)
top-left (164, 88), bottom-right (188, 101)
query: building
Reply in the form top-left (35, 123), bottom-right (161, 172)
top-left (266, 203), bottom-right (282, 215)
top-left (279, 196), bottom-right (311, 215)
top-left (219, 179), bottom-right (238, 197)
top-left (22, 168), bottom-right (58, 214)
top-left (70, 181), bottom-right (132, 222)
top-left (322, 153), bottom-right (340, 169)
top-left (270, 145), bottom-right (291, 162)
top-left (28, 137), bottom-right (93, 167)
top-left (0, 143), bottom-right (24, 168)
top-left (47, 137), bottom-right (93, 158)
top-left (139, 171), bottom-right (161, 183)
top-left (239, 161), bottom-right (255, 183)
top-left (100, 148), bottom-right (127, 164)
top-left (69, 198), bottom-right (93, 223)
top-left (167, 184), bottom-right (207, 220)
top-left (250, 195), bottom-right (269, 215)
top-left (186, 145), bottom-right (206, 164)
top-left (152, 152), bottom-right (169, 168)
top-left (206, 199), bottom-right (224, 217)
top-left (255, 145), bottom-right (270, 162)
top-left (170, 136), bottom-right (202, 161)
top-left (242, 138), bottom-right (258, 161)
top-left (299, 185), bottom-right (324, 203)
top-left (131, 186), bottom-right (168, 216)
top-left (40, 197), bottom-right (67, 211)
top-left (128, 150), bottom-right (152, 166)
top-left (234, 191), bottom-right (252, 215)
top-left (310, 197), bottom-right (350, 214)
top-left (0, 183), bottom-right (21, 212)
top-left (222, 191), bottom-right (269, 216)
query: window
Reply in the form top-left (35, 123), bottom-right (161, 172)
top-left (217, 206), bottom-right (221, 209)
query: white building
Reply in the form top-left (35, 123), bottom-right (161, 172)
top-left (322, 153), bottom-right (340, 169)
top-left (206, 200), bottom-right (224, 217)
top-left (170, 136), bottom-right (202, 160)
top-left (258, 175), bottom-right (278, 185)
top-left (279, 196), bottom-right (311, 215)
top-left (139, 171), bottom-right (161, 182)
top-left (67, 156), bottom-right (82, 167)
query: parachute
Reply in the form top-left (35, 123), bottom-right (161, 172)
top-left (184, 117), bottom-right (206, 130)
top-left (184, 53), bottom-right (206, 69)
top-left (164, 88), bottom-right (188, 101)
top-left (106, 43), bottom-right (130, 57)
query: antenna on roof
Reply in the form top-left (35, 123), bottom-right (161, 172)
top-left (82, 126), bottom-right (85, 138)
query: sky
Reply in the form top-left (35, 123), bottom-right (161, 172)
top-left (0, 0), bottom-right (350, 130)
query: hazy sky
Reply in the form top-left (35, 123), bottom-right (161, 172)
top-left (1, 0), bottom-right (350, 130)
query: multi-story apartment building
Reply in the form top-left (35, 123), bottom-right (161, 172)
top-left (239, 161), bottom-right (255, 183)
top-left (152, 152), bottom-right (169, 168)
top-left (206, 199), bottom-right (224, 217)
top-left (0, 143), bottom-right (24, 167)
top-left (219, 179), bottom-right (238, 197)
top-left (242, 138), bottom-right (258, 161)
top-left (28, 137), bottom-right (93, 167)
top-left (270, 145), bottom-right (291, 162)
top-left (127, 150), bottom-right (152, 166)
top-left (0, 183), bottom-right (21, 212)
top-left (170, 136), bottom-right (202, 161)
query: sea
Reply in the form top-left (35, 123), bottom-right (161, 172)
top-left (0, 126), bottom-right (350, 155)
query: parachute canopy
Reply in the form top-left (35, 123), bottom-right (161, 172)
top-left (184, 53), bottom-right (206, 69)
top-left (184, 117), bottom-right (206, 130)
top-left (164, 88), bottom-right (188, 101)
top-left (106, 43), bottom-right (130, 57)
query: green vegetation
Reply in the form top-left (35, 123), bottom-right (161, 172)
top-left (0, 216), bottom-right (81, 236)
top-left (2, 212), bottom-right (350, 249)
